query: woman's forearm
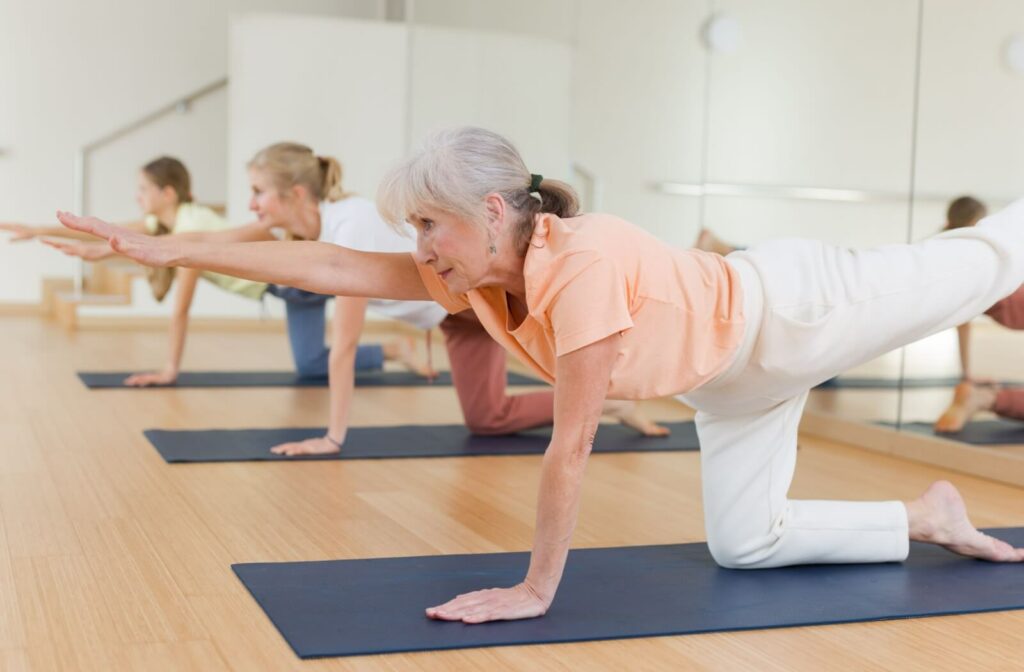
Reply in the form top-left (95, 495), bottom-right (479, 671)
top-left (174, 221), bottom-right (273, 245)
top-left (522, 335), bottom-right (619, 602)
top-left (327, 346), bottom-right (358, 442)
top-left (165, 268), bottom-right (199, 372)
top-left (58, 212), bottom-right (431, 301)
top-left (165, 308), bottom-right (190, 373)
top-left (524, 442), bottom-right (591, 599)
top-left (326, 297), bottom-right (369, 442)
top-left (173, 240), bottom-right (429, 300)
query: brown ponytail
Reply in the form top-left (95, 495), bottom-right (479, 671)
top-left (142, 156), bottom-right (193, 203)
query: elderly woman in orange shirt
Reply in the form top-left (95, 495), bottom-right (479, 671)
top-left (57, 126), bottom-right (1024, 625)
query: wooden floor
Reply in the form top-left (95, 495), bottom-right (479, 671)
top-left (2, 317), bottom-right (1024, 671)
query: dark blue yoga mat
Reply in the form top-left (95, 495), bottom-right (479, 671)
top-left (233, 527), bottom-right (1024, 659)
top-left (78, 369), bottom-right (543, 389)
top-left (897, 419), bottom-right (1024, 445)
top-left (143, 422), bottom-right (699, 463)
top-left (819, 376), bottom-right (954, 389)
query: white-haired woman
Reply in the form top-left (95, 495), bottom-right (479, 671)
top-left (58, 127), bottom-right (1024, 625)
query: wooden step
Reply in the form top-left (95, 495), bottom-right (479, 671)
top-left (91, 260), bottom-right (145, 297)
top-left (53, 290), bottom-right (131, 331)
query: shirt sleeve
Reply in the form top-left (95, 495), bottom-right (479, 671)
top-left (540, 251), bottom-right (634, 356)
top-left (414, 258), bottom-right (472, 314)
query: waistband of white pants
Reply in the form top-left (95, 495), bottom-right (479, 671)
top-left (699, 252), bottom-right (765, 392)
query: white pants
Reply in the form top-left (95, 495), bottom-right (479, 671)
top-left (681, 198), bottom-right (1024, 569)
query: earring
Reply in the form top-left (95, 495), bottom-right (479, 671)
top-left (488, 243), bottom-right (497, 255)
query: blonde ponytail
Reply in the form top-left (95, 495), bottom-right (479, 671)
top-left (249, 142), bottom-right (349, 203)
top-left (317, 155), bottom-right (346, 202)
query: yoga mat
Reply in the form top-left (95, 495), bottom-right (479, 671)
top-left (818, 376), bottom-right (1022, 390)
top-left (233, 527), bottom-right (1024, 659)
top-left (143, 421), bottom-right (699, 463)
top-left (897, 419), bottom-right (1024, 445)
top-left (78, 370), bottom-right (543, 389)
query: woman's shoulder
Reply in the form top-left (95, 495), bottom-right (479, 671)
top-left (533, 212), bottom-right (650, 257)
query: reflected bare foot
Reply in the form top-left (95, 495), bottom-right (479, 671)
top-left (934, 382), bottom-right (997, 433)
top-left (694, 228), bottom-right (737, 256)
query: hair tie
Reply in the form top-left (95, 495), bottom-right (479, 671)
top-left (528, 173), bottom-right (543, 194)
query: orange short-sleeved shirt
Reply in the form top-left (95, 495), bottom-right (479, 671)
top-left (416, 213), bottom-right (745, 399)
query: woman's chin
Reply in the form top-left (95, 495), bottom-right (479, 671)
top-left (441, 276), bottom-right (468, 294)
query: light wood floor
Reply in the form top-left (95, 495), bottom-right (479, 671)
top-left (2, 317), bottom-right (1024, 671)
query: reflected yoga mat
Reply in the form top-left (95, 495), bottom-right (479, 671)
top-left (897, 419), bottom-right (1024, 445)
top-left (233, 528), bottom-right (1024, 659)
top-left (819, 376), bottom-right (960, 389)
top-left (144, 421), bottom-right (699, 463)
top-left (78, 370), bottom-right (543, 389)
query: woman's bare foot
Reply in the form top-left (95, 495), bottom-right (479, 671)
top-left (602, 400), bottom-right (670, 436)
top-left (382, 337), bottom-right (436, 378)
top-left (905, 480), bottom-right (1024, 562)
top-left (934, 382), bottom-right (998, 433)
top-left (694, 228), bottom-right (737, 256)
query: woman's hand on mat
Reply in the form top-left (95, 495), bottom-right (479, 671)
top-left (42, 238), bottom-right (113, 261)
top-left (0, 223), bottom-right (36, 242)
top-left (56, 211), bottom-right (179, 267)
top-left (425, 581), bottom-right (549, 624)
top-left (270, 436), bottom-right (341, 456)
top-left (124, 368), bottom-right (178, 387)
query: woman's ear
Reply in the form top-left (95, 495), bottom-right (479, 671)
top-left (483, 193), bottom-right (506, 224)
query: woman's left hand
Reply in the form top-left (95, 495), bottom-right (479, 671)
top-left (425, 582), bottom-right (549, 624)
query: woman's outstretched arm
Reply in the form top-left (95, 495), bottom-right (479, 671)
top-left (3, 219), bottom-right (146, 242)
top-left (57, 211), bottom-right (431, 301)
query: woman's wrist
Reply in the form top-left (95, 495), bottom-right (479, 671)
top-left (522, 574), bottom-right (559, 605)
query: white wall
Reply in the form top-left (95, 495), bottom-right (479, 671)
top-left (226, 14), bottom-right (409, 221)
top-left (409, 26), bottom-right (572, 179)
top-left (227, 14), bottom-right (572, 220)
top-left (911, 0), bottom-right (1024, 238)
top-left (0, 0), bottom-right (383, 304)
top-left (571, 0), bottom-right (710, 248)
top-left (410, 0), bottom-right (575, 44)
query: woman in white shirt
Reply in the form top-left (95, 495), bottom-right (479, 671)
top-left (4, 156), bottom-right (421, 385)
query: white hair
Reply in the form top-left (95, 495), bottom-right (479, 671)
top-left (377, 127), bottom-right (578, 253)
